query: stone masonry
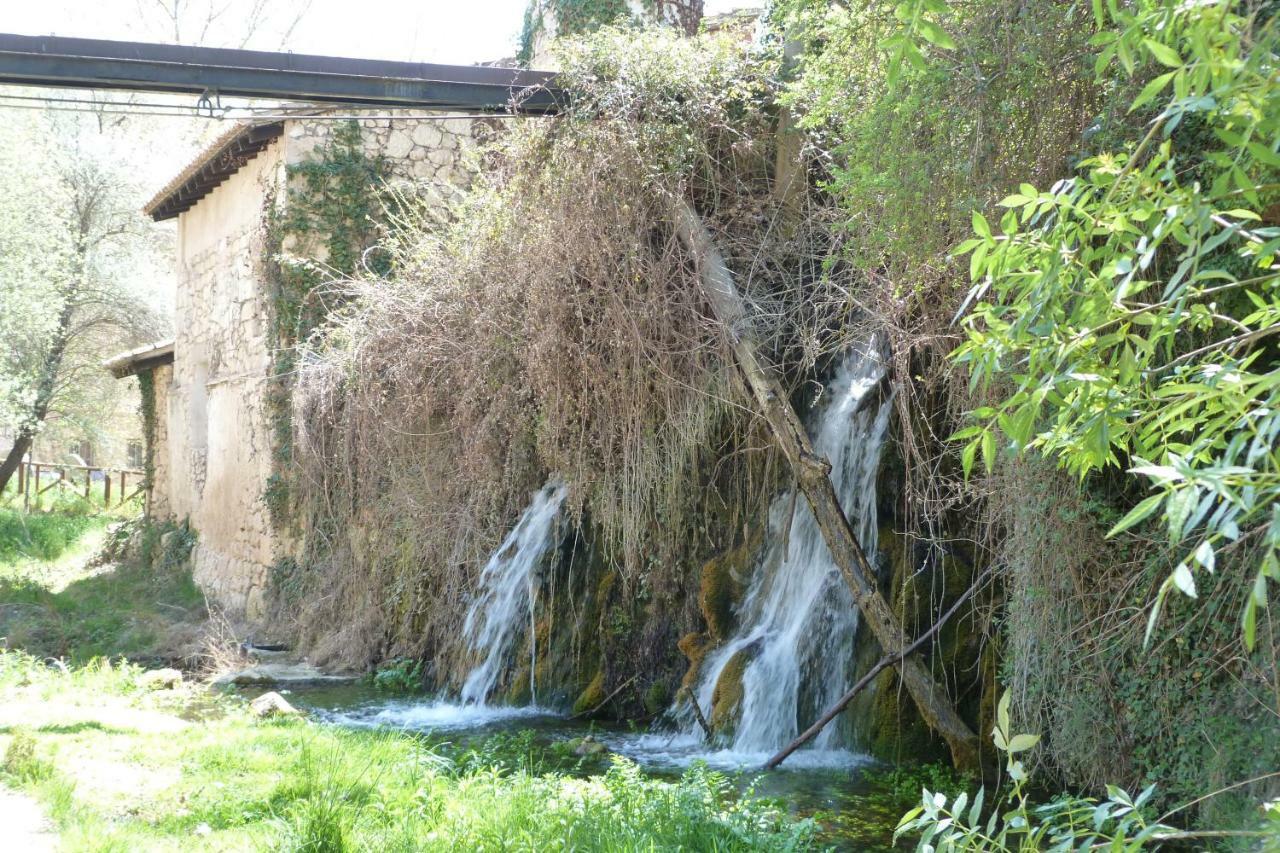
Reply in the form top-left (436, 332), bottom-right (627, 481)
top-left (149, 112), bottom-right (494, 620)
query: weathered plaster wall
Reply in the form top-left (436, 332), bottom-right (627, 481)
top-left (148, 362), bottom-right (173, 519)
top-left (168, 137), bottom-right (285, 620)
top-left (164, 114), bottom-right (491, 621)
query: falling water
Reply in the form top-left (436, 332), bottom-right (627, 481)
top-left (688, 342), bottom-right (891, 755)
top-left (458, 481), bottom-right (568, 706)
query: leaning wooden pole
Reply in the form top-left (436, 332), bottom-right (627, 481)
top-left (764, 567), bottom-right (992, 770)
top-left (670, 200), bottom-right (981, 772)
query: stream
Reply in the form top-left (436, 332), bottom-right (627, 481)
top-left (242, 681), bottom-right (916, 849)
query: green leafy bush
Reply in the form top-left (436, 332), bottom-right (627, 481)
top-left (370, 658), bottom-right (424, 694)
top-left (951, 0), bottom-right (1280, 647)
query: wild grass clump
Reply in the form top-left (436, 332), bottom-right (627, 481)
top-left (2, 728), bottom-right (54, 784)
top-left (0, 515), bottom-right (206, 665)
top-left (287, 27), bottom-right (862, 674)
top-left (0, 506), bottom-right (112, 566)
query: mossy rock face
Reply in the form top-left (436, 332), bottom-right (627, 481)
top-left (572, 670), bottom-right (606, 715)
top-left (710, 648), bottom-right (752, 736)
top-left (677, 631), bottom-right (710, 690)
top-left (866, 521), bottom-right (987, 764)
top-left (698, 535), bottom-right (756, 642)
top-left (643, 680), bottom-right (670, 715)
top-left (866, 668), bottom-right (938, 761)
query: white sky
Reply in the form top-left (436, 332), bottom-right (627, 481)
top-left (2, 0), bottom-right (760, 65)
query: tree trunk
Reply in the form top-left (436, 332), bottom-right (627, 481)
top-left (0, 430), bottom-right (33, 496)
top-left (670, 199), bottom-right (982, 772)
top-left (0, 301), bottom-right (75, 494)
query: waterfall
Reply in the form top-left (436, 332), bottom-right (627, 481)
top-left (689, 342), bottom-right (891, 754)
top-left (459, 481), bottom-right (568, 706)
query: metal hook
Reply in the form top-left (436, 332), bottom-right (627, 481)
top-left (194, 88), bottom-right (222, 118)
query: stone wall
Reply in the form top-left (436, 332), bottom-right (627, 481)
top-left (161, 113), bottom-right (492, 621)
top-left (284, 112), bottom-right (495, 199)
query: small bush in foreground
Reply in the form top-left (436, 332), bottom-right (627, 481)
top-left (896, 694), bottom-right (1277, 850)
top-left (2, 728), bottom-right (54, 784)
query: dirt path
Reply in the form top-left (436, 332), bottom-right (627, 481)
top-left (0, 786), bottom-right (56, 851)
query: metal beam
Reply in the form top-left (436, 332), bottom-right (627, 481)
top-left (0, 33), bottom-right (562, 114)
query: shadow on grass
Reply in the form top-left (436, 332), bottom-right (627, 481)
top-left (0, 721), bottom-right (133, 735)
top-left (0, 519), bottom-right (206, 665)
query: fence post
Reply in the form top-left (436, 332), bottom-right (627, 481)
top-left (104, 471), bottom-right (112, 505)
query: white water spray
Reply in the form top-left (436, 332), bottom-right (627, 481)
top-left (458, 481), bottom-right (568, 706)
top-left (687, 342), bottom-right (891, 755)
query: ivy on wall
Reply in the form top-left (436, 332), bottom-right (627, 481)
top-left (263, 120), bottom-right (391, 532)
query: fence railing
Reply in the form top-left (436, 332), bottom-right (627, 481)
top-left (3, 459), bottom-right (146, 509)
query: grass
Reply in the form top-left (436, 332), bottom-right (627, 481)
top-left (0, 506), bottom-right (113, 568)
top-left (0, 505), bottom-right (205, 665)
top-left (0, 650), bottom-right (819, 851)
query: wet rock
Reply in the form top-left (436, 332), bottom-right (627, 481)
top-left (572, 671), bottom-right (605, 715)
top-left (710, 647), bottom-right (753, 735)
top-left (138, 668), bottom-right (183, 690)
top-left (213, 662), bottom-right (356, 687)
top-left (568, 735), bottom-right (607, 757)
top-left (249, 691), bottom-right (300, 719)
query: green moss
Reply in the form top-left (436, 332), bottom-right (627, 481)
top-left (709, 648), bottom-right (751, 736)
top-left (572, 670), bottom-right (606, 715)
top-left (642, 680), bottom-right (670, 715)
top-left (866, 669), bottom-right (936, 761)
top-left (677, 631), bottom-right (709, 691)
top-left (698, 542), bottom-right (750, 642)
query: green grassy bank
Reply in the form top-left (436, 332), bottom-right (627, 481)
top-left (0, 651), bottom-right (817, 852)
top-left (0, 506), bottom-right (204, 665)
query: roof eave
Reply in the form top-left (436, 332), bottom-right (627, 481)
top-left (103, 340), bottom-right (175, 378)
top-left (143, 121), bottom-right (284, 221)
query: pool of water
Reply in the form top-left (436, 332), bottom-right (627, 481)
top-left (243, 682), bottom-right (914, 849)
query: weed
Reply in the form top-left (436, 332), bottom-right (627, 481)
top-left (2, 728), bottom-right (54, 783)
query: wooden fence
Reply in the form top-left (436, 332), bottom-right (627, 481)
top-left (3, 459), bottom-right (146, 510)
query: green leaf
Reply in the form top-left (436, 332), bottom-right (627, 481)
top-left (1130, 71), bottom-right (1175, 112)
top-left (961, 438), bottom-right (978, 480)
top-left (1172, 562), bottom-right (1197, 598)
top-left (968, 787), bottom-right (984, 826)
top-left (972, 210), bottom-right (991, 239)
top-left (1143, 38), bottom-right (1182, 68)
top-left (1006, 733), bottom-right (1040, 753)
top-left (916, 19), bottom-right (957, 50)
top-left (1194, 540), bottom-right (1215, 573)
top-left (1243, 594), bottom-right (1258, 650)
top-left (981, 428), bottom-right (996, 473)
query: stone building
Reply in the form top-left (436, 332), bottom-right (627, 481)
top-left (110, 113), bottom-right (488, 619)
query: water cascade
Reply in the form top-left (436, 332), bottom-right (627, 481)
top-left (688, 342), bottom-right (891, 756)
top-left (458, 481), bottom-right (568, 706)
